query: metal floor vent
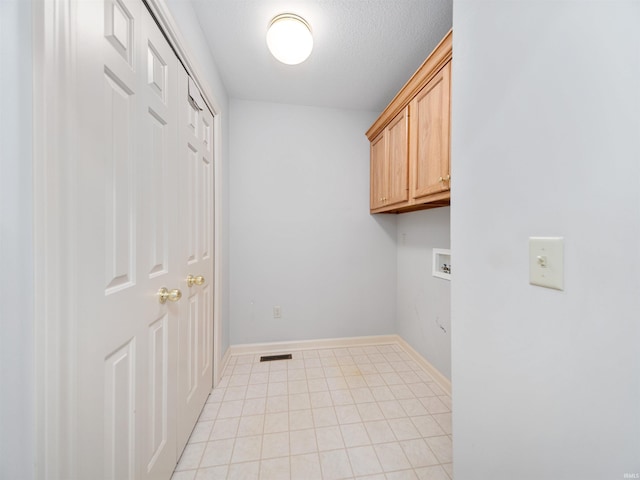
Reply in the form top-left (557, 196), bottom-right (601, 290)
top-left (260, 354), bottom-right (292, 362)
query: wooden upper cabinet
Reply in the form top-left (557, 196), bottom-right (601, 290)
top-left (366, 30), bottom-right (452, 214)
top-left (370, 132), bottom-right (386, 210)
top-left (370, 107), bottom-right (409, 212)
top-left (411, 62), bottom-right (451, 201)
top-left (385, 107), bottom-right (409, 206)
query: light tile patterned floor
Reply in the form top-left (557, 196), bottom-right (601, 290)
top-left (171, 344), bottom-right (453, 480)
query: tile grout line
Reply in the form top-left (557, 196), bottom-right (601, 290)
top-left (175, 342), bottom-right (452, 479)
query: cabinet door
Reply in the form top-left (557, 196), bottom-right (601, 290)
top-left (386, 107), bottom-right (410, 206)
top-left (370, 131), bottom-right (386, 210)
top-left (410, 62), bottom-right (451, 200)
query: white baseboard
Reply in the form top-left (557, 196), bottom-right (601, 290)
top-left (393, 336), bottom-right (451, 396)
top-left (223, 334), bottom-right (451, 397)
top-left (218, 347), bottom-right (233, 387)
top-left (225, 334), bottom-right (399, 357)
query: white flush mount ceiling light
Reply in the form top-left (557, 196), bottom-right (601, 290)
top-left (266, 13), bottom-right (313, 65)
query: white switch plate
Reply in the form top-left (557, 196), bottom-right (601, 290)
top-left (529, 237), bottom-right (564, 290)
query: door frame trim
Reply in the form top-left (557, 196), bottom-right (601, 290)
top-left (33, 1), bottom-right (79, 476)
top-left (32, 0), bottom-right (224, 477)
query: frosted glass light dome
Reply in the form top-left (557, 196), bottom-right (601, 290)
top-left (266, 14), bottom-right (313, 65)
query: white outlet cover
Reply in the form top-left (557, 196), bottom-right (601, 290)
top-left (529, 237), bottom-right (564, 290)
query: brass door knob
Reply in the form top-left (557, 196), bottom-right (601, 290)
top-left (187, 275), bottom-right (205, 287)
top-left (157, 287), bottom-right (182, 304)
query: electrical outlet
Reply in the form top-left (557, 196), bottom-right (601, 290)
top-left (273, 306), bottom-right (281, 319)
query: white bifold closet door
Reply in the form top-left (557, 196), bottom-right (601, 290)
top-left (74, 0), bottom-right (214, 477)
top-left (176, 74), bottom-right (215, 453)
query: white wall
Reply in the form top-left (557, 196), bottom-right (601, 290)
top-left (451, 2), bottom-right (640, 478)
top-left (165, 0), bottom-right (231, 355)
top-left (0, 1), bottom-right (34, 477)
top-left (397, 208), bottom-right (451, 379)
top-left (229, 99), bottom-right (397, 344)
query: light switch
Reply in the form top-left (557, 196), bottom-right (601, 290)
top-left (529, 237), bottom-right (564, 290)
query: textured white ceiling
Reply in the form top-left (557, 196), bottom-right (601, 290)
top-left (190, 0), bottom-right (452, 111)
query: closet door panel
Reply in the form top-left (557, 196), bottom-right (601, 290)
top-left (138, 9), bottom-right (179, 479)
top-left (177, 72), bottom-right (215, 454)
top-left (75, 0), bottom-right (180, 478)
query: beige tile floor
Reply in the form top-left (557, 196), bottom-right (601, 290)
top-left (171, 343), bottom-right (452, 480)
